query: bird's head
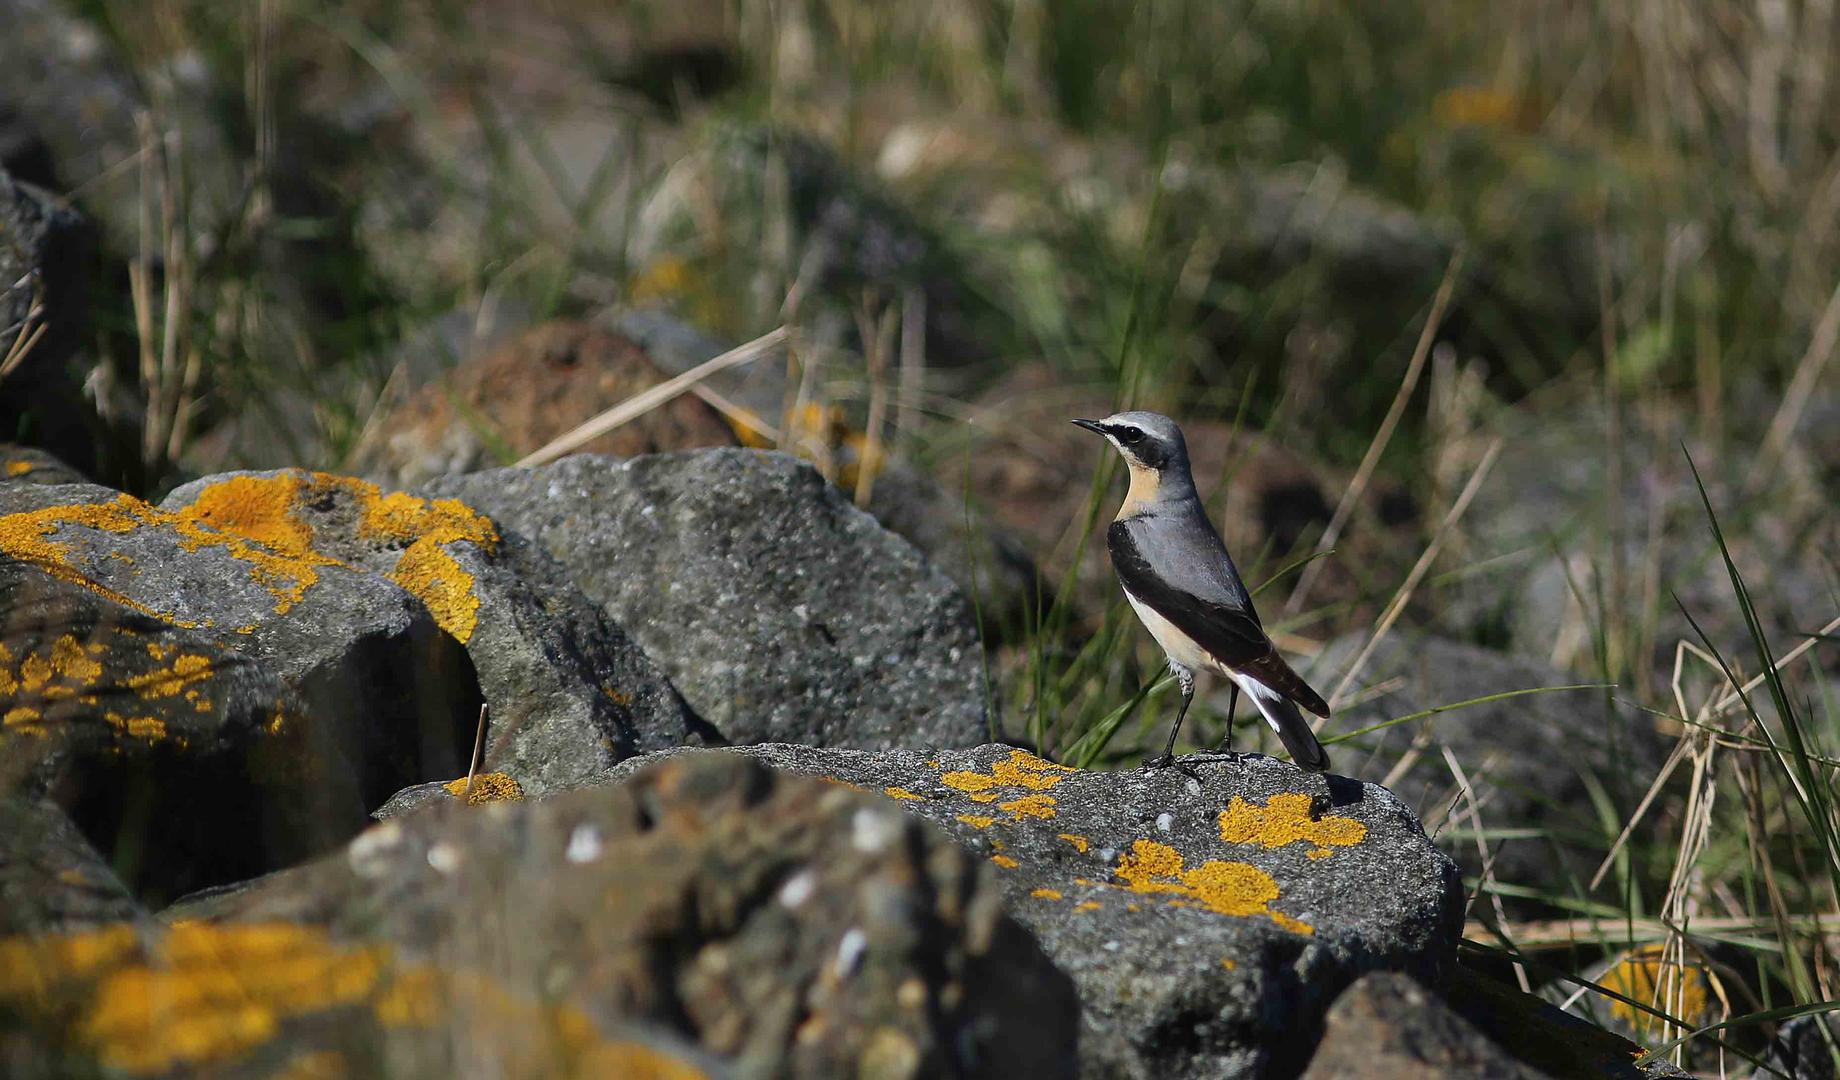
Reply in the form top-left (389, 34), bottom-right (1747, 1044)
top-left (1071, 411), bottom-right (1189, 474)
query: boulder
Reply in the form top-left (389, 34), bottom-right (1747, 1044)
top-left (0, 445), bottom-right (86, 488)
top-left (0, 917), bottom-right (737, 1079)
top-left (1316, 631), bottom-right (1666, 909)
top-left (0, 166), bottom-right (96, 474)
top-left (1301, 972), bottom-right (1548, 1079)
top-left (1751, 1014), bottom-right (1840, 1080)
top-left (0, 560), bottom-right (363, 905)
top-left (609, 742), bottom-right (1463, 1079)
top-left (0, 798), bottom-right (147, 934)
top-left (161, 470), bottom-right (703, 793)
top-left (426, 450), bottom-right (989, 750)
top-left (166, 752), bottom-right (1080, 1079)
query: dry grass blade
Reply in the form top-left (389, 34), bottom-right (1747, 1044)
top-left (1748, 277), bottom-right (1840, 489)
top-left (516, 326), bottom-right (788, 467)
top-left (461, 703), bottom-right (488, 802)
top-left (0, 290), bottom-right (48, 385)
top-left (1443, 745), bottom-right (1529, 991)
top-left (1324, 437), bottom-right (1503, 714)
top-left (1285, 248), bottom-right (1464, 614)
top-left (1470, 913), bottom-right (1840, 949)
top-left (1589, 736), bottom-right (1691, 891)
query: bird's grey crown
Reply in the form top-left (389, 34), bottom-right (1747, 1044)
top-left (1097, 410), bottom-right (1185, 449)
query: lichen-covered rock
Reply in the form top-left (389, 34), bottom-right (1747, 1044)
top-left (167, 752), bottom-right (1080, 1079)
top-left (1315, 631), bottom-right (1665, 910)
top-left (426, 450), bottom-right (988, 749)
top-left (0, 445), bottom-right (86, 488)
top-left (610, 743), bottom-right (1462, 1079)
top-left (0, 560), bottom-right (383, 905)
top-left (162, 470), bottom-right (701, 793)
top-left (0, 798), bottom-right (147, 934)
top-left (0, 918), bottom-right (735, 1079)
top-left (371, 771), bottom-right (526, 820)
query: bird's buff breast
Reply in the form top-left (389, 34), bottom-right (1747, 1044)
top-left (1121, 588), bottom-right (1219, 673)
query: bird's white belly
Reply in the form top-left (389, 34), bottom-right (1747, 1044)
top-left (1122, 589), bottom-right (1220, 673)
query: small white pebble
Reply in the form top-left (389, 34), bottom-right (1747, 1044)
top-left (426, 842), bottom-right (462, 875)
top-left (347, 822), bottom-right (404, 878)
top-left (852, 808), bottom-right (900, 854)
top-left (778, 869), bottom-right (817, 909)
top-left (1184, 778), bottom-right (1202, 796)
top-left (1155, 813), bottom-right (1174, 834)
top-left (834, 928), bottom-right (868, 978)
top-left (565, 824), bottom-right (603, 864)
top-left (1103, 940), bottom-right (1121, 952)
top-left (1097, 848), bottom-right (1117, 863)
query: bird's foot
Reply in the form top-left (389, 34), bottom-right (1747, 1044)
top-left (1143, 753), bottom-right (1178, 770)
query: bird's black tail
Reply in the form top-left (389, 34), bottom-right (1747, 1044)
top-left (1246, 682), bottom-right (1331, 773)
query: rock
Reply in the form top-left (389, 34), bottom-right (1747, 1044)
top-left (610, 742), bottom-right (1463, 1079)
top-left (167, 752), bottom-right (1080, 1079)
top-left (0, 917), bottom-right (738, 1078)
top-left (1546, 945), bottom-right (1720, 1065)
top-left (372, 772), bottom-right (525, 820)
top-left (0, 798), bottom-right (146, 934)
top-left (1439, 966), bottom-right (1693, 1080)
top-left (0, 166), bottom-right (96, 475)
top-left (159, 470), bottom-right (701, 793)
top-left (355, 320), bottom-right (741, 489)
top-left (1305, 968), bottom-right (1686, 1080)
top-left (1751, 1014), bottom-right (1840, 1080)
top-left (0, 559), bottom-right (362, 906)
top-left (1301, 972), bottom-right (1548, 1079)
top-left (0, 445), bottom-right (86, 487)
top-left (1315, 631), bottom-right (1665, 909)
top-left (425, 450), bottom-right (988, 749)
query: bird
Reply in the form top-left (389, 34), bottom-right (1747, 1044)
top-left (1073, 411), bottom-right (1332, 772)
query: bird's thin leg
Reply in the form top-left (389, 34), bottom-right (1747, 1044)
top-left (1215, 682), bottom-right (1240, 753)
top-left (1147, 667), bottom-right (1196, 769)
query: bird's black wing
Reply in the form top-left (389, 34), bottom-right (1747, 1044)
top-left (1108, 516), bottom-right (1268, 667)
top-left (1108, 513), bottom-right (1331, 717)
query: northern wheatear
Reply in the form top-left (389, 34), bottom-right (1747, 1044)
top-left (1074, 411), bottom-right (1331, 771)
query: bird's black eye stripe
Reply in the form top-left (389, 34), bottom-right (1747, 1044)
top-left (1118, 426), bottom-right (1144, 445)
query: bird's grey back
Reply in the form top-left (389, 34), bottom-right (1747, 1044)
top-left (1115, 498), bottom-right (1257, 617)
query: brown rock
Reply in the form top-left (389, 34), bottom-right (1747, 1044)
top-left (358, 320), bottom-right (740, 488)
top-left (1302, 972), bottom-right (1549, 1079)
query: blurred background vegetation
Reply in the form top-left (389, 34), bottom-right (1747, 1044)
top-left (2, 0), bottom-right (1837, 1072)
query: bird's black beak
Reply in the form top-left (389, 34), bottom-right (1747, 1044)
top-left (1070, 418), bottom-right (1106, 435)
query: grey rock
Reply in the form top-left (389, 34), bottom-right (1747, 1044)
top-left (426, 450), bottom-right (989, 749)
top-left (0, 798), bottom-right (147, 934)
top-left (1302, 972), bottom-right (1549, 1079)
top-left (1316, 631), bottom-right (1665, 909)
top-left (0, 166), bottom-right (96, 474)
top-left (160, 469), bottom-right (700, 795)
top-left (170, 751), bottom-right (1081, 1080)
top-left (0, 445), bottom-right (85, 487)
top-left (1752, 1014), bottom-right (1840, 1080)
top-left (609, 742), bottom-right (1463, 1079)
top-left (0, 560), bottom-right (370, 906)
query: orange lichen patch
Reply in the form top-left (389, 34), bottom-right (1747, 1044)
top-left (968, 792), bottom-right (999, 803)
top-left (1599, 945), bottom-right (1714, 1041)
top-left (1220, 958), bottom-right (1237, 971)
top-left (0, 923), bottom-right (140, 997)
top-left (601, 683), bottom-right (633, 706)
top-left (882, 786), bottom-right (923, 801)
top-left (104, 711), bottom-right (167, 741)
top-left (1112, 840), bottom-right (1313, 934)
top-left (997, 794), bottom-right (1057, 820)
top-left (1073, 901), bottom-right (1102, 913)
top-left (5, 460), bottom-right (33, 476)
top-left (956, 815), bottom-right (996, 829)
top-left (990, 855), bottom-right (1019, 869)
top-left (1030, 888), bottom-right (1063, 901)
top-left (388, 543), bottom-right (481, 643)
top-left (939, 748), bottom-right (1076, 795)
top-left (819, 776), bottom-right (868, 792)
top-left (3, 705), bottom-right (45, 735)
top-left (1057, 834), bottom-right (1089, 853)
top-left (180, 474), bottom-right (316, 558)
top-left (442, 773), bottom-right (524, 805)
top-left (1217, 793), bottom-right (1366, 859)
top-left (124, 653), bottom-right (213, 700)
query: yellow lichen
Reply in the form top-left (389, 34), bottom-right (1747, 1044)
top-left (1112, 839), bottom-right (1314, 934)
top-left (1073, 901), bottom-right (1102, 913)
top-left (442, 773), bottom-right (524, 805)
top-left (1056, 834), bottom-right (1090, 853)
top-left (997, 794), bottom-right (1057, 820)
top-left (388, 543), bottom-right (481, 643)
top-left (956, 815), bottom-right (996, 829)
top-left (1599, 946), bottom-right (1713, 1040)
top-left (1220, 958), bottom-right (1238, 971)
top-left (1217, 793), bottom-right (1366, 858)
top-left (939, 748), bottom-right (1075, 795)
top-left (1030, 888), bottom-right (1063, 901)
top-left (882, 786), bottom-right (923, 801)
top-left (5, 460), bottom-right (33, 476)
top-left (990, 855), bottom-right (1019, 869)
